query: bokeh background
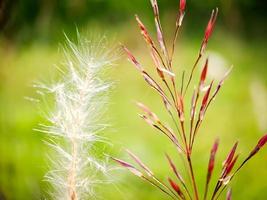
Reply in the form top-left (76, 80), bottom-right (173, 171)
top-left (0, 0), bottom-right (267, 199)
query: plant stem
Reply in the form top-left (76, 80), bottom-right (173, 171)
top-left (69, 136), bottom-right (78, 200)
top-left (143, 176), bottom-right (177, 200)
top-left (184, 54), bottom-right (202, 96)
top-left (187, 155), bottom-right (199, 200)
top-left (203, 180), bottom-right (209, 200)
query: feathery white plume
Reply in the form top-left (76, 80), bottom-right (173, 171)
top-left (36, 34), bottom-right (116, 200)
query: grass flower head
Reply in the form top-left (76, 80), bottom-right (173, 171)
top-left (113, 0), bottom-right (267, 199)
top-left (36, 33), bottom-right (117, 200)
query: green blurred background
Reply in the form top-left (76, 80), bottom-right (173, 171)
top-left (0, 0), bottom-right (267, 199)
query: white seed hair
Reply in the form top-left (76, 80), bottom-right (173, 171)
top-left (37, 34), bottom-right (116, 200)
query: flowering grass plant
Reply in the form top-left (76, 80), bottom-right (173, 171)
top-left (113, 0), bottom-right (267, 199)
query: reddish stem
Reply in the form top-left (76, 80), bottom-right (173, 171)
top-left (187, 155), bottom-right (199, 200)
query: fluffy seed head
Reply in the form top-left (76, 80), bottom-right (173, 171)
top-left (37, 34), bottom-right (116, 199)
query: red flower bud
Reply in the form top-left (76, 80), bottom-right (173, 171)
top-left (126, 149), bottom-right (154, 177)
top-left (180, 0), bottom-right (186, 14)
top-left (177, 94), bottom-right (185, 121)
top-left (135, 15), bottom-right (154, 46)
top-left (223, 142), bottom-right (238, 170)
top-left (168, 177), bottom-right (184, 198)
top-left (257, 134), bottom-right (267, 148)
top-left (226, 188), bottom-right (232, 200)
top-left (150, 0), bottom-right (159, 17)
top-left (204, 8), bottom-right (218, 41)
top-left (112, 157), bottom-right (143, 177)
top-left (207, 139), bottom-right (219, 182)
top-left (200, 8), bottom-right (218, 55)
top-left (166, 154), bottom-right (185, 184)
top-left (199, 81), bottom-right (213, 120)
top-left (224, 155), bottom-right (239, 177)
top-left (123, 46), bottom-right (143, 71)
top-left (200, 58), bottom-right (209, 87)
top-left (248, 134), bottom-right (267, 158)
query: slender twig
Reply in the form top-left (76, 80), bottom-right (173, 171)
top-left (187, 155), bottom-right (199, 200)
top-left (183, 54), bottom-right (202, 96)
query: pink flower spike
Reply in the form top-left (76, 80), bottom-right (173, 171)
top-left (202, 81), bottom-right (213, 107)
top-left (200, 8), bottom-right (218, 55)
top-left (177, 94), bottom-right (185, 121)
top-left (248, 134), bottom-right (267, 158)
top-left (135, 15), bottom-right (154, 46)
top-left (199, 81), bottom-right (213, 120)
top-left (207, 138), bottom-right (219, 182)
top-left (180, 0), bottom-right (186, 14)
top-left (257, 134), bottom-right (267, 148)
top-left (224, 154), bottom-right (239, 177)
top-left (204, 8), bottom-right (218, 42)
top-left (168, 177), bottom-right (184, 198)
top-left (177, 0), bottom-right (186, 26)
top-left (166, 154), bottom-right (185, 183)
top-left (234, 134), bottom-right (267, 179)
top-left (139, 114), bottom-right (154, 127)
top-left (150, 0), bottom-right (159, 17)
top-left (226, 188), bottom-right (232, 200)
top-left (126, 149), bottom-right (154, 177)
top-left (136, 102), bottom-right (159, 122)
top-left (122, 45), bottom-right (143, 71)
top-left (200, 58), bottom-right (209, 87)
top-left (223, 142), bottom-right (238, 169)
top-left (112, 157), bottom-right (132, 168)
top-left (111, 157), bottom-right (143, 177)
top-left (158, 67), bottom-right (176, 78)
top-left (190, 88), bottom-right (197, 119)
